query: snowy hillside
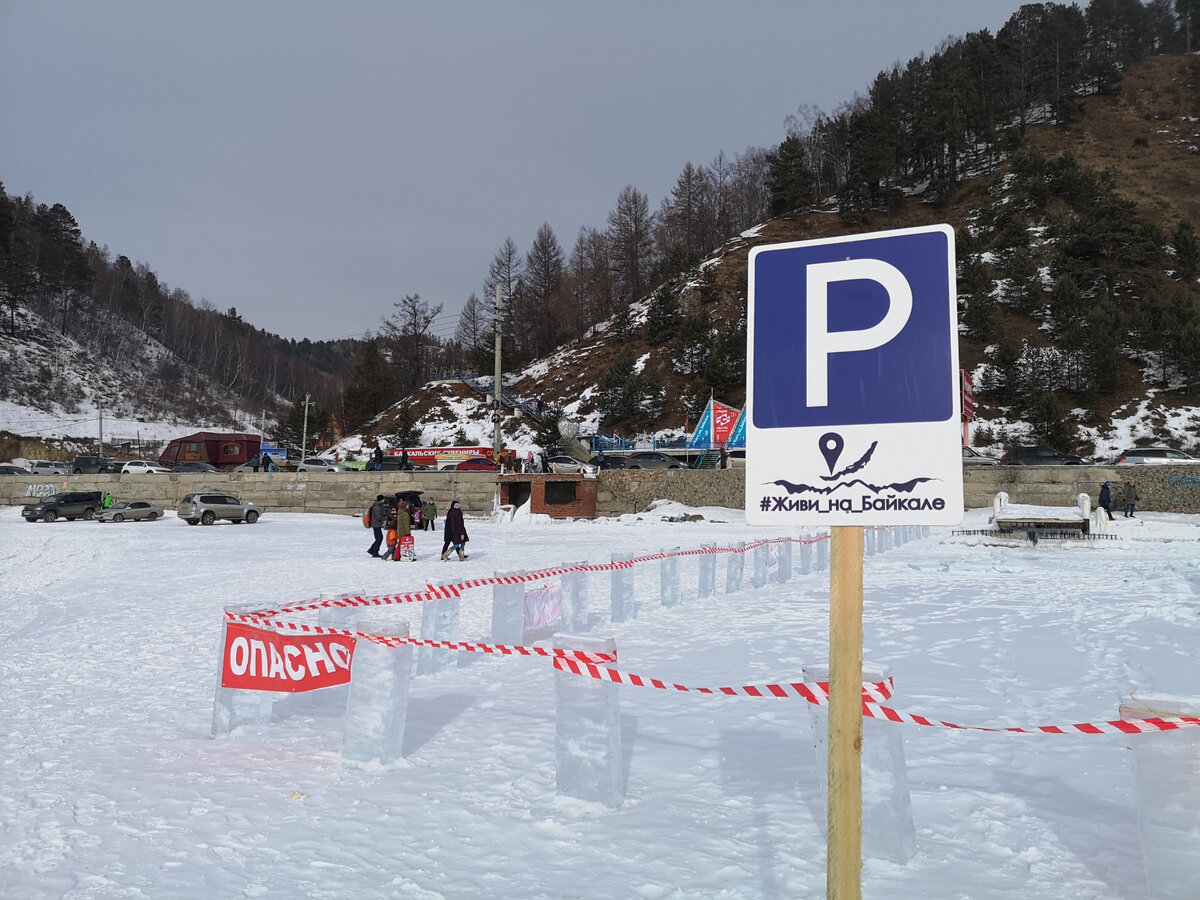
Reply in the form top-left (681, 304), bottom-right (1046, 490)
top-left (0, 306), bottom-right (258, 446)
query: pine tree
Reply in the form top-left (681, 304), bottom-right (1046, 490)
top-left (765, 135), bottom-right (816, 216)
top-left (390, 404), bottom-right (422, 448)
top-left (342, 338), bottom-right (396, 433)
top-left (1173, 221), bottom-right (1199, 281)
top-left (645, 287), bottom-right (679, 345)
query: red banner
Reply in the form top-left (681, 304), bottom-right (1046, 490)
top-left (713, 401), bottom-right (741, 447)
top-left (221, 622), bottom-right (356, 693)
top-left (961, 369), bottom-right (975, 422)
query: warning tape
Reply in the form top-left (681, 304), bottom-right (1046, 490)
top-left (550, 658), bottom-right (1200, 735)
top-left (225, 615), bottom-right (616, 664)
top-left (240, 534), bottom-right (834, 620)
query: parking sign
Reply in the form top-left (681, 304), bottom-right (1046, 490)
top-left (745, 224), bottom-right (963, 526)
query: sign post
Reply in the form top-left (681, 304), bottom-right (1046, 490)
top-left (746, 224), bottom-right (963, 898)
top-left (828, 525), bottom-right (864, 896)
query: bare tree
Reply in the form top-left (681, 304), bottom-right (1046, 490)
top-left (607, 184), bottom-right (655, 306)
top-left (564, 226), bottom-right (614, 335)
top-left (383, 292), bottom-right (444, 395)
top-left (483, 237), bottom-right (523, 364)
top-left (522, 222), bottom-right (565, 359)
top-left (454, 292), bottom-right (490, 371)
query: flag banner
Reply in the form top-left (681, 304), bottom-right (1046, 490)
top-left (727, 406), bottom-right (747, 449)
top-left (687, 398), bottom-right (746, 449)
top-left (686, 401), bottom-right (713, 449)
top-left (712, 401), bottom-right (741, 448)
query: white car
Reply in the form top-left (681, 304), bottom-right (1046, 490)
top-left (121, 459), bottom-right (171, 475)
top-left (1115, 447), bottom-right (1200, 465)
top-left (546, 455), bottom-right (598, 474)
top-left (30, 460), bottom-right (70, 475)
top-left (296, 456), bottom-right (345, 472)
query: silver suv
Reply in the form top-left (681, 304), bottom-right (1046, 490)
top-left (177, 492), bottom-right (262, 525)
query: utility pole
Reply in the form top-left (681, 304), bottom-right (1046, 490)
top-left (98, 401), bottom-right (104, 453)
top-left (493, 285), bottom-right (503, 467)
top-left (301, 393), bottom-right (314, 458)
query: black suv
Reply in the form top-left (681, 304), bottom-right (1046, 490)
top-left (72, 455), bottom-right (119, 474)
top-left (22, 491), bottom-right (104, 522)
top-left (1000, 445), bottom-right (1089, 465)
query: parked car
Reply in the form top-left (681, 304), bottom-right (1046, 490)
top-left (120, 459), bottom-right (171, 475)
top-left (586, 454), bottom-right (626, 470)
top-left (0, 463), bottom-right (28, 475)
top-left (72, 455), bottom-right (120, 474)
top-left (455, 457), bottom-right (497, 471)
top-left (962, 446), bottom-right (1000, 466)
top-left (999, 446), bottom-right (1089, 465)
top-left (30, 460), bottom-right (69, 475)
top-left (391, 489), bottom-right (424, 508)
top-left (21, 491), bottom-right (104, 522)
top-left (297, 456), bottom-right (344, 472)
top-left (177, 492), bottom-right (262, 525)
top-left (546, 455), bottom-right (596, 474)
top-left (171, 461), bottom-right (220, 474)
top-left (96, 500), bottom-right (165, 522)
top-left (623, 451), bottom-right (684, 469)
top-left (1115, 447), bottom-right (1200, 465)
top-left (377, 457), bottom-right (411, 471)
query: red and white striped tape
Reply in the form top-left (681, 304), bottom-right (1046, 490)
top-left (550, 658), bottom-right (1200, 735)
top-left (224, 614), bottom-right (616, 664)
top-left (241, 534), bottom-right (833, 619)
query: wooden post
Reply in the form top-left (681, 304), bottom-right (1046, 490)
top-left (827, 525), bottom-right (863, 899)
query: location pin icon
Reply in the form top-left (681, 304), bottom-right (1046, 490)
top-left (819, 432), bottom-right (844, 474)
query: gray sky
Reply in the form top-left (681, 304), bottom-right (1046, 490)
top-left (2, 1), bottom-right (1029, 343)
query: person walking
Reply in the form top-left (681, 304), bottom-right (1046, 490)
top-left (424, 498), bottom-right (437, 532)
top-left (102, 491), bottom-right (114, 509)
top-left (366, 494), bottom-right (388, 558)
top-left (1098, 482), bottom-right (1115, 521)
top-left (372, 443), bottom-right (384, 472)
top-left (260, 452), bottom-right (272, 472)
top-left (1123, 480), bottom-right (1139, 518)
top-left (441, 500), bottom-right (469, 560)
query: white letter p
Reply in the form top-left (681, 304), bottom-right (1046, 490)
top-left (805, 258), bottom-right (913, 407)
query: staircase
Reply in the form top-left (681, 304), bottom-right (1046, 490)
top-left (693, 449), bottom-right (721, 469)
top-left (458, 374), bottom-right (547, 422)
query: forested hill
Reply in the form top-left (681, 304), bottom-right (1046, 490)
top-left (0, 186), bottom-right (356, 428)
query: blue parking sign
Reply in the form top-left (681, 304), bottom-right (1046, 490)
top-left (745, 225), bottom-right (963, 526)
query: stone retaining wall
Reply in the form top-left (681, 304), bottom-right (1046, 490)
top-left (4, 466), bottom-right (1200, 517)
top-left (0, 472), bottom-right (501, 520)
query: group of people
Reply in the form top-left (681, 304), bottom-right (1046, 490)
top-left (1097, 480), bottom-right (1139, 520)
top-left (366, 492), bottom-right (469, 561)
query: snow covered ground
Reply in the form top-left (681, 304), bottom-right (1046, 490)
top-left (3, 503), bottom-right (1200, 898)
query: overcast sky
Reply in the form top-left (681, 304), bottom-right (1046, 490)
top-left (2, 1), bottom-right (1030, 343)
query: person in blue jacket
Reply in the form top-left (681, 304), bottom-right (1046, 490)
top-left (1098, 482), bottom-right (1114, 520)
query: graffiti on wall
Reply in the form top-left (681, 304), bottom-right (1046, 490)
top-left (23, 483), bottom-right (57, 498)
top-left (1167, 472), bottom-right (1200, 500)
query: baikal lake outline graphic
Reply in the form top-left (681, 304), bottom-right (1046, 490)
top-left (767, 436), bottom-right (940, 496)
